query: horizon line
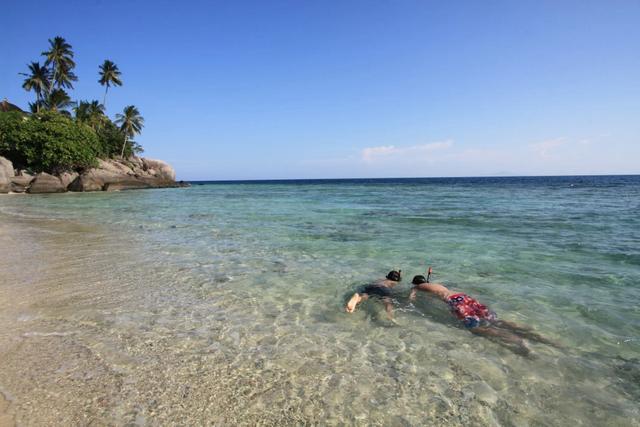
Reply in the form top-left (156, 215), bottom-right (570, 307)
top-left (185, 173), bottom-right (640, 183)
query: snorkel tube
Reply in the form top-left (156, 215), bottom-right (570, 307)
top-left (426, 266), bottom-right (433, 283)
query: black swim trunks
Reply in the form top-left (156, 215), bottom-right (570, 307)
top-left (360, 284), bottom-right (392, 298)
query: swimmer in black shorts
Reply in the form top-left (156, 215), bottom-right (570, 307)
top-left (345, 270), bottom-right (402, 320)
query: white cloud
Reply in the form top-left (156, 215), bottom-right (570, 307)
top-left (530, 138), bottom-right (566, 158)
top-left (361, 145), bottom-right (398, 162)
top-left (360, 140), bottom-right (454, 163)
top-left (292, 134), bottom-right (638, 179)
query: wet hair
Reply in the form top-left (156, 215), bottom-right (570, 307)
top-left (386, 270), bottom-right (402, 282)
top-left (412, 275), bottom-right (428, 285)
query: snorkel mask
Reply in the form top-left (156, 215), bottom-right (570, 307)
top-left (386, 270), bottom-right (402, 282)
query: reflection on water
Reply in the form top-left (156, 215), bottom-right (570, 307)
top-left (0, 177), bottom-right (639, 425)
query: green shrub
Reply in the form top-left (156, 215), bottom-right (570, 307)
top-left (96, 120), bottom-right (125, 158)
top-left (0, 111), bottom-right (30, 167)
top-left (95, 120), bottom-right (143, 158)
top-left (0, 111), bottom-right (100, 173)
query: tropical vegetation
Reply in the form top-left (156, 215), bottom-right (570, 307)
top-left (115, 105), bottom-right (144, 158)
top-left (0, 36), bottom-right (145, 174)
top-left (98, 60), bottom-right (123, 108)
top-left (0, 111), bottom-right (99, 173)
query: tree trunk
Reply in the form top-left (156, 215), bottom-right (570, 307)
top-left (103, 85), bottom-right (109, 108)
top-left (120, 134), bottom-right (128, 159)
top-left (49, 63), bottom-right (57, 96)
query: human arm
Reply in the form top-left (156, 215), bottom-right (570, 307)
top-left (345, 292), bottom-right (368, 313)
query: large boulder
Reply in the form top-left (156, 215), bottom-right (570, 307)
top-left (10, 175), bottom-right (34, 193)
top-left (68, 170), bottom-right (115, 192)
top-left (59, 171), bottom-right (79, 189)
top-left (0, 156), bottom-right (15, 194)
top-left (98, 158), bottom-right (135, 176)
top-left (142, 158), bottom-right (176, 181)
top-left (27, 173), bottom-right (66, 194)
top-left (68, 159), bottom-right (128, 191)
top-left (69, 157), bottom-right (178, 192)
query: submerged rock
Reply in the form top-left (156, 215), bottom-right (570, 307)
top-left (471, 382), bottom-right (498, 405)
top-left (104, 179), bottom-right (153, 191)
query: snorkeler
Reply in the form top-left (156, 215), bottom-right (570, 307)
top-left (345, 270), bottom-right (402, 320)
top-left (410, 269), bottom-right (555, 355)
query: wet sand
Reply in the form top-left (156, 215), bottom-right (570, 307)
top-left (0, 215), bottom-right (316, 425)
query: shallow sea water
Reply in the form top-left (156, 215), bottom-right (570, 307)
top-left (0, 176), bottom-right (639, 426)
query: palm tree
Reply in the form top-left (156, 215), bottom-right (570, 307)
top-left (75, 100), bottom-right (106, 129)
top-left (87, 100), bottom-right (105, 117)
top-left (86, 101), bottom-right (106, 128)
top-left (98, 60), bottom-right (123, 108)
top-left (19, 62), bottom-right (51, 112)
top-left (29, 102), bottom-right (43, 114)
top-left (74, 100), bottom-right (91, 121)
top-left (44, 88), bottom-right (75, 115)
top-left (52, 62), bottom-right (78, 90)
top-left (41, 36), bottom-right (77, 94)
top-left (115, 105), bottom-right (144, 158)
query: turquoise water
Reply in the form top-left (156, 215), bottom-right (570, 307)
top-left (1, 176), bottom-right (639, 425)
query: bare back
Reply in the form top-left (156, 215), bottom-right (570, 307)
top-left (412, 282), bottom-right (454, 301)
top-left (374, 278), bottom-right (400, 289)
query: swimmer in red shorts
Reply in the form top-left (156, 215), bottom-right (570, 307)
top-left (410, 270), bottom-right (555, 355)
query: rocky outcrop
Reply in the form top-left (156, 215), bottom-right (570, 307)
top-left (0, 156), bottom-right (185, 194)
top-left (104, 180), bottom-right (154, 192)
top-left (28, 173), bottom-right (66, 194)
top-left (69, 157), bottom-right (183, 192)
top-left (10, 175), bottom-right (33, 193)
top-left (142, 158), bottom-right (176, 181)
top-left (0, 156), bottom-right (15, 193)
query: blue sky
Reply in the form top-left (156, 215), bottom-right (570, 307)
top-left (2, 0), bottom-right (639, 180)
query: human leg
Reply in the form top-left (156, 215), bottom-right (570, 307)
top-left (382, 297), bottom-right (394, 321)
top-left (492, 320), bottom-right (561, 347)
top-left (471, 326), bottom-right (531, 356)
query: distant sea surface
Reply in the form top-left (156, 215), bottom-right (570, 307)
top-left (1, 175), bottom-right (639, 425)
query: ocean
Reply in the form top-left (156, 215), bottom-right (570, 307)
top-left (0, 175), bottom-right (638, 425)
